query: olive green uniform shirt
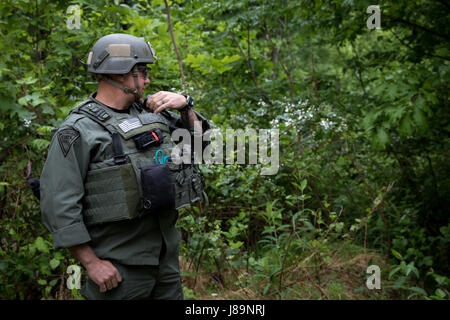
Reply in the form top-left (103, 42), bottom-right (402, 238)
top-left (40, 93), bottom-right (209, 266)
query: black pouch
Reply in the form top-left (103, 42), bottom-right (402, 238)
top-left (140, 164), bottom-right (175, 211)
top-left (133, 129), bottom-right (164, 151)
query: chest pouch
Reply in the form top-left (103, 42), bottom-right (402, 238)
top-left (170, 163), bottom-right (203, 210)
top-left (83, 162), bottom-right (141, 226)
top-left (133, 129), bottom-right (164, 151)
top-left (140, 163), bottom-right (175, 211)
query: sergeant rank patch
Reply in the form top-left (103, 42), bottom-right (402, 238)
top-left (57, 128), bottom-right (80, 157)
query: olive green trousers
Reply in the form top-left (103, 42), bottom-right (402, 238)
top-left (81, 243), bottom-right (184, 300)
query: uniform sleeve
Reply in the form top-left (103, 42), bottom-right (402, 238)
top-left (193, 110), bottom-right (211, 134)
top-left (166, 110), bottom-right (209, 132)
top-left (192, 110), bottom-right (211, 151)
top-left (40, 124), bottom-right (92, 249)
top-left (167, 110), bottom-right (211, 152)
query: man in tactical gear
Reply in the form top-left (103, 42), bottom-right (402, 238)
top-left (40, 33), bottom-right (209, 300)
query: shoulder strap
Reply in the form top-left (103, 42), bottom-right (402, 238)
top-left (112, 132), bottom-right (127, 165)
top-left (71, 101), bottom-right (116, 135)
top-left (71, 101), bottom-right (128, 165)
top-left (160, 110), bottom-right (182, 133)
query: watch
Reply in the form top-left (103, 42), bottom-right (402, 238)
top-left (180, 95), bottom-right (194, 112)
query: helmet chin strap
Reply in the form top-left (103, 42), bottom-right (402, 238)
top-left (100, 66), bottom-right (141, 102)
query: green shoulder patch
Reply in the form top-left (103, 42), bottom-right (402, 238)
top-left (57, 128), bottom-right (80, 157)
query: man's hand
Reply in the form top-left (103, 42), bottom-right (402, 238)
top-left (85, 259), bottom-right (123, 293)
top-left (69, 243), bottom-right (122, 293)
top-left (146, 91), bottom-right (187, 113)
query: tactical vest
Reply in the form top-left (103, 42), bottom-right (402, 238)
top-left (70, 100), bottom-right (204, 226)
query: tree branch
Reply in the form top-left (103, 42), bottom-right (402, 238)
top-left (230, 31), bottom-right (272, 106)
top-left (350, 41), bottom-right (367, 97)
top-left (163, 0), bottom-right (186, 92)
top-left (384, 14), bottom-right (450, 41)
top-left (230, 31), bottom-right (259, 88)
top-left (311, 44), bottom-right (321, 104)
top-left (391, 29), bottom-right (450, 61)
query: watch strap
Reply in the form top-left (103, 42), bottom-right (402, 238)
top-left (180, 95), bottom-right (194, 112)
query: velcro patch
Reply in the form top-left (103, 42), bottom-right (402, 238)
top-left (109, 44), bottom-right (131, 57)
top-left (57, 128), bottom-right (80, 157)
top-left (137, 112), bottom-right (167, 125)
top-left (118, 117), bottom-right (142, 133)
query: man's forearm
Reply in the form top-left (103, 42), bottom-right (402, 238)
top-left (68, 243), bottom-right (122, 293)
top-left (68, 243), bottom-right (100, 269)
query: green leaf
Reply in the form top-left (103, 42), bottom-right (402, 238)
top-left (28, 92), bottom-right (46, 106)
top-left (413, 107), bottom-right (427, 131)
top-left (0, 94), bottom-right (17, 112)
top-left (422, 256), bottom-right (433, 267)
top-left (303, 221), bottom-right (315, 231)
top-left (435, 289), bottom-right (446, 299)
top-left (50, 258), bottom-right (60, 270)
top-left (394, 276), bottom-right (407, 289)
top-left (405, 263), bottom-right (419, 278)
top-left (37, 279), bottom-right (47, 286)
top-left (300, 179), bottom-right (307, 191)
top-left (34, 236), bottom-right (49, 254)
top-left (30, 139), bottom-right (51, 151)
top-left (432, 274), bottom-right (448, 286)
top-left (40, 105), bottom-right (54, 114)
top-left (263, 283), bottom-right (271, 295)
top-left (375, 128), bottom-right (389, 147)
top-left (37, 126), bottom-right (55, 135)
top-left (399, 115), bottom-right (413, 136)
top-left (409, 286), bottom-right (427, 297)
top-left (334, 222), bottom-right (344, 233)
top-left (18, 95), bottom-right (32, 106)
top-left (389, 105), bottom-right (406, 122)
top-left (391, 249), bottom-right (403, 261)
top-left (388, 266), bottom-right (401, 279)
top-left (16, 77), bottom-right (38, 85)
top-left (220, 54), bottom-right (240, 65)
top-left (49, 279), bottom-right (58, 287)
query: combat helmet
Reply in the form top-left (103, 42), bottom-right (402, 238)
top-left (87, 33), bottom-right (157, 100)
